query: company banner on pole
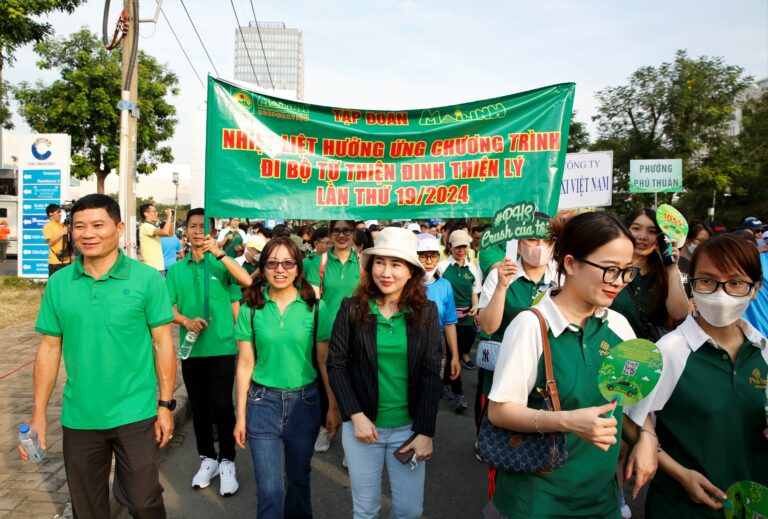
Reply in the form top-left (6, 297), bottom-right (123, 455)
top-left (558, 151), bottom-right (613, 209)
top-left (204, 77), bottom-right (575, 219)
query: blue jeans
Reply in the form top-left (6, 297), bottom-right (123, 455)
top-left (246, 382), bottom-right (321, 519)
top-left (342, 422), bottom-right (426, 519)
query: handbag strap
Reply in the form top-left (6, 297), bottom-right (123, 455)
top-left (528, 307), bottom-right (561, 412)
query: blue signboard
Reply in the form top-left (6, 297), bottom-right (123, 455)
top-left (22, 200), bottom-right (59, 213)
top-left (22, 184), bottom-right (61, 199)
top-left (21, 170), bottom-right (61, 184)
top-left (21, 262), bottom-right (50, 276)
top-left (21, 167), bottom-right (62, 278)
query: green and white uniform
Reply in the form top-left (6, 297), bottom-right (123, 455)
top-left (489, 289), bottom-right (635, 518)
top-left (626, 315), bottom-right (768, 519)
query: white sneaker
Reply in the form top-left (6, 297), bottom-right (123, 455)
top-left (192, 456), bottom-right (219, 489)
top-left (218, 459), bottom-right (239, 496)
top-left (314, 427), bottom-right (331, 452)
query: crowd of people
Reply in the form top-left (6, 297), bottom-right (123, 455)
top-left (18, 194), bottom-right (768, 519)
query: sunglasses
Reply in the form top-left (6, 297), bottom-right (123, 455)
top-left (264, 259), bottom-right (298, 270)
top-left (332, 227), bottom-right (354, 236)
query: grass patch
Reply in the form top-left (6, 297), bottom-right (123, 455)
top-left (0, 276), bottom-right (46, 330)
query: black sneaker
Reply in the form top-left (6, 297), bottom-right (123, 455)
top-left (461, 359), bottom-right (477, 370)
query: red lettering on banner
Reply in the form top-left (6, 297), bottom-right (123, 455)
top-left (261, 159), bottom-right (281, 178)
top-left (332, 109), bottom-right (362, 125)
top-left (365, 111), bottom-right (409, 126)
top-left (316, 186), bottom-right (350, 206)
top-left (400, 163), bottom-right (446, 181)
top-left (449, 158), bottom-right (499, 181)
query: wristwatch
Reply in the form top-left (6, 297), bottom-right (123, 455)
top-left (158, 399), bottom-right (177, 411)
top-left (215, 251), bottom-right (227, 261)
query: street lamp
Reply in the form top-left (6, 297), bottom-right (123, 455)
top-left (172, 172), bottom-right (179, 225)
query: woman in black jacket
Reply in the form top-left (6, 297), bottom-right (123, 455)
top-left (328, 226), bottom-right (441, 519)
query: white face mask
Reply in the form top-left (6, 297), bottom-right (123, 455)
top-left (687, 243), bottom-right (696, 255)
top-left (423, 269), bottom-right (436, 283)
top-left (520, 244), bottom-right (553, 267)
top-left (692, 289), bottom-right (752, 327)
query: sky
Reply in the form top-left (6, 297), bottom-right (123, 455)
top-left (5, 0), bottom-right (768, 170)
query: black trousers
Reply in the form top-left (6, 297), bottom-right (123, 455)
top-left (181, 354), bottom-right (237, 461)
top-left (456, 324), bottom-right (476, 357)
top-left (63, 417), bottom-right (165, 519)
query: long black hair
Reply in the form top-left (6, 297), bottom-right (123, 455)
top-left (625, 208), bottom-right (667, 314)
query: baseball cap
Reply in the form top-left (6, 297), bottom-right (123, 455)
top-left (448, 230), bottom-right (472, 247)
top-left (741, 217), bottom-right (764, 230)
top-left (245, 235), bottom-right (267, 252)
top-left (416, 233), bottom-right (440, 253)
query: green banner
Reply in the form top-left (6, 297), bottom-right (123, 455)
top-left (204, 77), bottom-right (575, 219)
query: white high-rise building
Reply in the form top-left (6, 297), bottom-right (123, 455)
top-left (234, 21), bottom-right (304, 100)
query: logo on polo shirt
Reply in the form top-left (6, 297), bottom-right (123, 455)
top-left (599, 341), bottom-right (611, 357)
top-left (748, 368), bottom-right (767, 389)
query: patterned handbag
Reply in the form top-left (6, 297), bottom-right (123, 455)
top-left (476, 308), bottom-right (568, 473)
top-left (475, 339), bottom-right (501, 371)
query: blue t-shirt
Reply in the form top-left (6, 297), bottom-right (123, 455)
top-left (425, 276), bottom-right (458, 332)
top-left (160, 235), bottom-right (183, 270)
top-left (744, 252), bottom-right (768, 336)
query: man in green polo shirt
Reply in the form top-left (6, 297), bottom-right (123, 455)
top-left (166, 208), bottom-right (252, 496)
top-left (20, 194), bottom-right (176, 519)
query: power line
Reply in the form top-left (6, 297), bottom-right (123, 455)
top-left (229, 0), bottom-right (260, 87)
top-left (248, 1), bottom-right (274, 89)
top-left (178, 0), bottom-right (220, 77)
top-left (159, 5), bottom-right (205, 89)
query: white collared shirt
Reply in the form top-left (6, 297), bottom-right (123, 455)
top-left (624, 314), bottom-right (767, 426)
top-left (436, 255), bottom-right (483, 295)
top-left (488, 289), bottom-right (635, 405)
top-left (478, 259), bottom-right (560, 309)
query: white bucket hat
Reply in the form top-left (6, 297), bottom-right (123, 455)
top-left (245, 235), bottom-right (267, 252)
top-left (361, 227), bottom-right (425, 272)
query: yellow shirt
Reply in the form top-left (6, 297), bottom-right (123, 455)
top-left (139, 222), bottom-right (164, 271)
top-left (42, 220), bottom-right (70, 265)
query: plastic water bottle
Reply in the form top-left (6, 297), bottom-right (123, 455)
top-left (178, 330), bottom-right (199, 360)
top-left (18, 424), bottom-right (45, 463)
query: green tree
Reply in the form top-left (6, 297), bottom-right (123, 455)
top-left (0, 0), bottom-right (87, 128)
top-left (567, 111), bottom-right (590, 153)
top-left (592, 50), bottom-right (751, 220)
top-left (14, 29), bottom-right (179, 193)
top-left (727, 91), bottom-right (768, 222)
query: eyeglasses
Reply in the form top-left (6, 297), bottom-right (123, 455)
top-left (264, 259), bottom-right (298, 270)
top-left (418, 252), bottom-right (440, 262)
top-left (331, 227), bottom-right (354, 236)
top-left (577, 258), bottom-right (639, 283)
top-left (690, 278), bottom-right (754, 297)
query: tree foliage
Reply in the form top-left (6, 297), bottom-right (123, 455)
top-left (14, 29), bottom-right (179, 193)
top-left (567, 111), bottom-right (590, 153)
top-left (0, 0), bottom-right (87, 128)
top-left (592, 50), bottom-right (752, 221)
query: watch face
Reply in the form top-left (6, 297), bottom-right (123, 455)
top-left (159, 399), bottom-right (177, 411)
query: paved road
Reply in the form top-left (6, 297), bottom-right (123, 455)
top-left (134, 371), bottom-right (489, 519)
top-left (0, 257), bottom-right (18, 276)
top-left (138, 368), bottom-right (648, 519)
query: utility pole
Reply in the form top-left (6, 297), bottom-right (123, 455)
top-left (118, 0), bottom-right (139, 258)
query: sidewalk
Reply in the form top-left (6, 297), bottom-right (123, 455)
top-left (0, 321), bottom-right (190, 518)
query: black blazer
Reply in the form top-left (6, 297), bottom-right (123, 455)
top-left (327, 296), bottom-right (442, 437)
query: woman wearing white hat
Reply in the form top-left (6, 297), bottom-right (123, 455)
top-left (328, 226), bottom-right (441, 519)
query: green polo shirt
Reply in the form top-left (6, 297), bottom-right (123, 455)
top-left (165, 254), bottom-right (241, 357)
top-left (479, 244), bottom-right (505, 279)
top-left (35, 251), bottom-right (174, 430)
top-left (370, 301), bottom-right (410, 428)
top-left (241, 260), bottom-right (258, 276)
top-left (489, 291), bottom-right (636, 518)
top-left (625, 316), bottom-right (768, 519)
top-left (305, 247), bottom-right (362, 321)
top-left (439, 259), bottom-right (481, 326)
top-left (235, 289), bottom-right (331, 390)
top-left (610, 273), bottom-right (669, 339)
top-left (220, 229), bottom-right (243, 257)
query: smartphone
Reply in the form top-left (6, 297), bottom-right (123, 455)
top-left (393, 433), bottom-right (418, 464)
top-left (656, 233), bottom-right (676, 266)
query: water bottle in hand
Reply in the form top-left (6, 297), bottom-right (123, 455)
top-left (19, 424), bottom-right (45, 463)
top-left (178, 330), bottom-right (199, 360)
